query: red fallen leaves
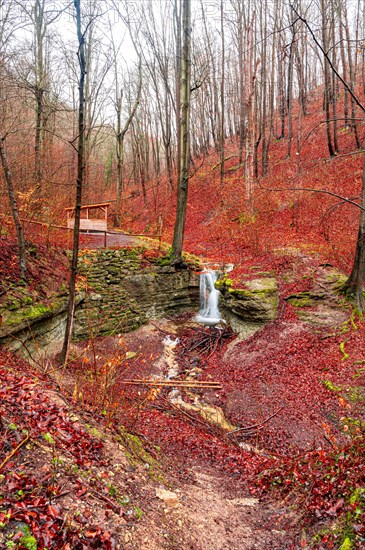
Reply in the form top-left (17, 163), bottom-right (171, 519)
top-left (0, 366), bottom-right (103, 466)
top-left (136, 408), bottom-right (272, 481)
top-left (0, 352), bottom-right (116, 548)
top-left (257, 437), bottom-right (365, 522)
top-left (124, 308), bottom-right (365, 546)
top-left (121, 94), bottom-right (362, 276)
top-left (0, 237), bottom-right (68, 292)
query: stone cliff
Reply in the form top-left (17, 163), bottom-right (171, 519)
top-left (0, 247), bottom-right (199, 360)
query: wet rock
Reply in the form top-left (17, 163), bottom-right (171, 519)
top-left (219, 277), bottom-right (278, 325)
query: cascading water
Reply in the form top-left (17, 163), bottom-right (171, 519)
top-left (195, 271), bottom-right (222, 326)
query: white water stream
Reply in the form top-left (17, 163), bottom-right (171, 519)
top-left (195, 271), bottom-right (222, 326)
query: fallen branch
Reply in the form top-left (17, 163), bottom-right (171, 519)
top-left (120, 379), bottom-right (222, 389)
top-left (227, 406), bottom-right (284, 435)
top-left (150, 322), bottom-right (173, 336)
top-left (211, 154), bottom-right (238, 170)
top-left (157, 395), bottom-right (211, 428)
top-left (90, 490), bottom-right (121, 514)
top-left (0, 432), bottom-right (30, 471)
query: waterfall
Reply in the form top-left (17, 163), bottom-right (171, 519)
top-left (195, 271), bottom-right (222, 326)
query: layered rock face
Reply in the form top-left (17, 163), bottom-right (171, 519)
top-left (1, 248), bottom-right (280, 362)
top-left (74, 249), bottom-right (199, 338)
top-left (218, 277), bottom-right (278, 322)
top-left (0, 248), bottom-right (199, 358)
top-left (216, 276), bottom-right (278, 336)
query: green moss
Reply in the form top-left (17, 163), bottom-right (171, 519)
top-left (340, 537), bottom-right (353, 550)
top-left (349, 487), bottom-right (365, 505)
top-left (336, 487), bottom-right (365, 549)
top-left (346, 386), bottom-right (365, 403)
top-left (20, 534), bottom-right (37, 550)
top-left (245, 278), bottom-right (277, 292)
top-left (215, 275), bottom-right (233, 290)
top-left (237, 212), bottom-right (256, 224)
top-left (227, 287), bottom-right (248, 296)
top-left (322, 379), bottom-right (343, 393)
top-left (228, 279), bottom-right (277, 297)
top-left (288, 296), bottom-right (313, 308)
top-left (340, 340), bottom-right (349, 361)
top-left (150, 249), bottom-right (174, 266)
top-left (7, 304), bottom-right (52, 325)
top-left (85, 425), bottom-right (105, 439)
top-left (116, 428), bottom-right (165, 483)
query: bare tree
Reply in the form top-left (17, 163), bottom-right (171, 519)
top-left (16, 0), bottom-right (67, 198)
top-left (292, 4), bottom-right (365, 310)
top-left (171, 0), bottom-right (191, 263)
top-left (110, 17), bottom-right (142, 227)
top-left (0, 0), bottom-right (27, 279)
top-left (61, 0), bottom-right (86, 364)
top-left (0, 134), bottom-right (27, 279)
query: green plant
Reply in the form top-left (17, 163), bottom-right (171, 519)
top-left (340, 537), bottom-right (353, 550)
top-left (20, 534), bottom-right (37, 550)
top-left (340, 340), bottom-right (349, 361)
top-left (42, 433), bottom-right (60, 498)
top-left (322, 379), bottom-right (343, 393)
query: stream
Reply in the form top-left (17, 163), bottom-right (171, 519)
top-left (155, 331), bottom-right (237, 432)
top-left (151, 270), bottom-right (238, 433)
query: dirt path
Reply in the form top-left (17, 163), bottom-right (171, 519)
top-left (117, 462), bottom-right (296, 549)
top-left (79, 231), bottom-right (141, 249)
top-left (158, 467), bottom-right (293, 550)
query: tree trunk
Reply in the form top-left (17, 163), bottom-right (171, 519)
top-left (171, 0), bottom-right (191, 263)
top-left (343, 149), bottom-right (365, 310)
top-left (277, 35), bottom-right (286, 140)
top-left (61, 0), bottom-right (86, 365)
top-left (115, 59), bottom-right (142, 227)
top-left (320, 0), bottom-right (335, 157)
top-left (344, 4), bottom-right (361, 149)
top-left (0, 135), bottom-right (27, 280)
top-left (219, 0), bottom-right (225, 191)
top-left (33, 0), bottom-right (46, 196)
top-left (338, 2), bottom-right (349, 126)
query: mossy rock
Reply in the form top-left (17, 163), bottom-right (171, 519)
top-left (287, 293), bottom-right (313, 308)
top-left (0, 294), bottom-right (73, 339)
top-left (220, 277), bottom-right (278, 322)
top-left (117, 428), bottom-right (165, 483)
top-left (215, 275), bottom-right (233, 290)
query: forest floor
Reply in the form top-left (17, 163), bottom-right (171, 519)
top-left (2, 82), bottom-right (365, 548)
top-left (0, 324), bottom-right (299, 550)
top-left (1, 242), bottom-right (365, 549)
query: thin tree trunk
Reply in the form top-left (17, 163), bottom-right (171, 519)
top-left (344, 4), bottom-right (361, 148)
top-left (237, 1), bottom-right (245, 164)
top-left (277, 35), bottom-right (286, 139)
top-left (343, 143), bottom-right (365, 310)
top-left (171, 0), bottom-right (191, 263)
top-left (320, 0), bottom-right (335, 157)
top-left (33, 0), bottom-right (46, 195)
top-left (260, 0), bottom-right (268, 175)
top-left (0, 135), bottom-right (27, 280)
top-left (287, 23), bottom-right (295, 159)
top-left (338, 3), bottom-right (349, 126)
top-left (115, 59), bottom-right (142, 227)
top-left (61, 0), bottom-right (86, 365)
top-left (330, 1), bottom-right (339, 153)
top-left (219, 0), bottom-right (225, 191)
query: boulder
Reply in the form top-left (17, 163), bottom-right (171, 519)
top-left (218, 277), bottom-right (278, 323)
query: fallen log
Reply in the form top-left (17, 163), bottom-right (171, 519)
top-left (119, 379), bottom-right (222, 389)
